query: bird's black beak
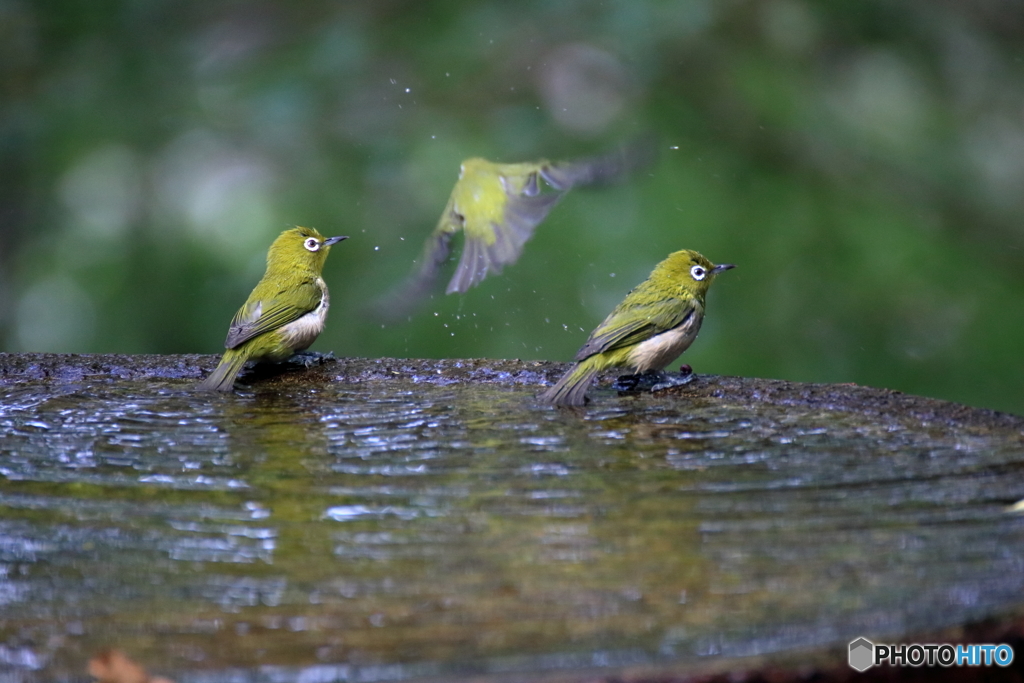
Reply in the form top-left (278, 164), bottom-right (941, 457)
top-left (324, 236), bottom-right (349, 246)
top-left (711, 263), bottom-right (736, 275)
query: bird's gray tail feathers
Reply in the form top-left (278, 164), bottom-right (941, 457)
top-left (197, 351), bottom-right (248, 392)
top-left (539, 361), bottom-right (600, 407)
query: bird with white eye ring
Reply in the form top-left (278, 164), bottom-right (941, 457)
top-left (540, 249), bottom-right (735, 407)
top-left (198, 226), bottom-right (348, 391)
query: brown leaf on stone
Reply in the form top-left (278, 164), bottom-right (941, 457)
top-left (87, 650), bottom-right (174, 683)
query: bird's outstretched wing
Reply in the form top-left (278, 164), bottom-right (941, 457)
top-left (541, 137), bottom-right (657, 191)
top-left (446, 175), bottom-right (564, 293)
top-left (224, 280), bottom-right (322, 349)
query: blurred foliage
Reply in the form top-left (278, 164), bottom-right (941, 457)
top-left (2, 0), bottom-right (1024, 414)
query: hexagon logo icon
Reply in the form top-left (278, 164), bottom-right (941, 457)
top-left (849, 637), bottom-right (874, 672)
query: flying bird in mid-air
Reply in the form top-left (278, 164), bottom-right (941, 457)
top-left (377, 139), bottom-right (655, 318)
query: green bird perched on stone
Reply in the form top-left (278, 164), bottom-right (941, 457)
top-left (540, 250), bottom-right (734, 407)
top-left (375, 139), bottom-right (655, 319)
top-left (197, 226), bottom-right (347, 392)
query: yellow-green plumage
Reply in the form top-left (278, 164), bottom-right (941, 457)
top-left (198, 226), bottom-right (347, 392)
top-left (540, 249), bottom-right (734, 407)
top-left (437, 157), bottom-right (562, 294)
top-left (376, 140), bottom-right (654, 319)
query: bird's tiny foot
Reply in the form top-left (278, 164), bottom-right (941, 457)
top-left (651, 366), bottom-right (695, 392)
top-left (614, 370), bottom-right (666, 393)
top-left (612, 373), bottom-right (642, 392)
top-left (286, 350), bottom-right (335, 368)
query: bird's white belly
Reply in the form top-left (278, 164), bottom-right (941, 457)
top-left (626, 312), bottom-right (703, 373)
top-left (278, 278), bottom-right (329, 353)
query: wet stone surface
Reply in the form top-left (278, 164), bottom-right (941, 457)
top-left (1, 352), bottom-right (1023, 682)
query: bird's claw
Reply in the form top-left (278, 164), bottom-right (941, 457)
top-left (615, 366), bottom-right (695, 395)
top-left (614, 370), bottom-right (667, 393)
top-left (613, 373), bottom-right (643, 392)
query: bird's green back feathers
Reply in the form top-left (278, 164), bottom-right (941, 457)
top-left (574, 250), bottom-right (717, 361)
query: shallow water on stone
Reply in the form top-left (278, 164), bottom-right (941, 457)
top-left (1, 379), bottom-right (1024, 681)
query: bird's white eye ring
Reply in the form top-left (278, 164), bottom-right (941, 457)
top-left (690, 265), bottom-right (707, 281)
top-left (303, 237), bottom-right (321, 252)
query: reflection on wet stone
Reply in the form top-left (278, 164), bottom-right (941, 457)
top-left (0, 355), bottom-right (1023, 681)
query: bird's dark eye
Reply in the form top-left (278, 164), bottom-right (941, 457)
top-left (690, 265), bottom-right (707, 281)
top-left (303, 237), bottom-right (321, 252)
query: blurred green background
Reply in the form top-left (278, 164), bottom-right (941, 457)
top-left (2, 0), bottom-right (1023, 414)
